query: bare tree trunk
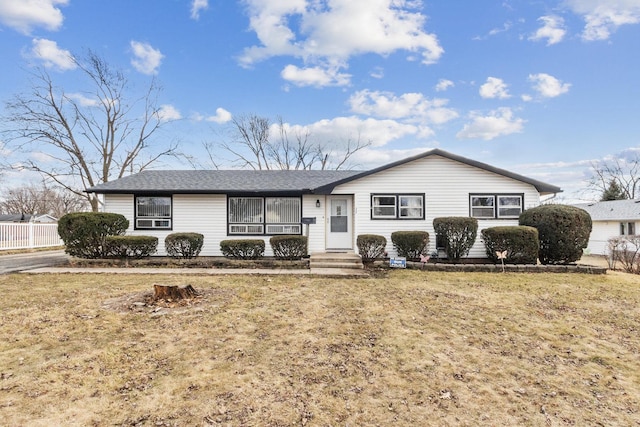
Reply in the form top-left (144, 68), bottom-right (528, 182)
top-left (153, 284), bottom-right (199, 300)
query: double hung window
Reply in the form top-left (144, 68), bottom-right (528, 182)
top-left (135, 196), bottom-right (172, 229)
top-left (372, 194), bottom-right (424, 219)
top-left (228, 196), bottom-right (301, 235)
top-left (470, 194), bottom-right (523, 219)
top-left (620, 222), bottom-right (636, 235)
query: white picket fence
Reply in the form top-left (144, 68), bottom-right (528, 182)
top-left (0, 222), bottom-right (63, 251)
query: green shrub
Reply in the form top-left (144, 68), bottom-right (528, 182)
top-left (357, 234), bottom-right (387, 263)
top-left (481, 226), bottom-right (539, 264)
top-left (106, 235), bottom-right (158, 259)
top-left (165, 232), bottom-right (204, 259)
top-left (58, 212), bottom-right (129, 258)
top-left (519, 204), bottom-right (592, 265)
top-left (270, 235), bottom-right (308, 260)
top-left (220, 239), bottom-right (265, 260)
top-left (390, 231), bottom-right (429, 260)
top-left (432, 217), bottom-right (478, 262)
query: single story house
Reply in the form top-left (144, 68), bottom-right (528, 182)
top-left (0, 214), bottom-right (58, 223)
top-left (86, 149), bottom-right (561, 258)
top-left (573, 199), bottom-right (640, 255)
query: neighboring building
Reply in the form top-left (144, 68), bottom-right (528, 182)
top-left (573, 199), bottom-right (640, 255)
top-left (0, 214), bottom-right (58, 223)
top-left (86, 149), bottom-right (561, 258)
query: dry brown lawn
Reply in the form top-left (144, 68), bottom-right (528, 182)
top-left (1, 270), bottom-right (638, 426)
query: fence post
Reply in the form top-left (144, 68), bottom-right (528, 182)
top-left (29, 222), bottom-right (35, 248)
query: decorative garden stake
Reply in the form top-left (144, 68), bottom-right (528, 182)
top-left (496, 250), bottom-right (507, 272)
top-left (420, 254), bottom-right (430, 269)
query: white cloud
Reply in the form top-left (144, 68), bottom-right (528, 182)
top-left (130, 41), bottom-right (164, 75)
top-left (370, 67), bottom-right (384, 79)
top-left (239, 0), bottom-right (443, 87)
top-left (190, 0), bottom-right (208, 20)
top-left (348, 89), bottom-right (458, 124)
top-left (435, 79), bottom-right (454, 92)
top-left (528, 73), bottom-right (571, 98)
top-left (0, 0), bottom-right (67, 34)
top-left (206, 107), bottom-right (232, 123)
top-left (28, 38), bottom-right (75, 70)
top-left (565, 0), bottom-right (640, 41)
top-left (68, 93), bottom-right (98, 107)
top-left (287, 115), bottom-right (431, 148)
top-left (456, 107), bottom-right (525, 140)
top-left (529, 15), bottom-right (566, 45)
top-left (479, 77), bottom-right (511, 99)
top-left (281, 64), bottom-right (351, 87)
top-left (473, 21), bottom-right (512, 40)
top-left (157, 104), bottom-right (182, 122)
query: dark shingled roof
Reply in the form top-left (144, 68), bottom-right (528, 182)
top-left (86, 149), bottom-right (562, 196)
top-left (86, 169), bottom-right (362, 194)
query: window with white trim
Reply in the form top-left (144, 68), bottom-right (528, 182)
top-left (228, 196), bottom-right (301, 235)
top-left (135, 196), bottom-right (172, 229)
top-left (470, 194), bottom-right (523, 219)
top-left (372, 194), bottom-right (424, 219)
top-left (620, 222), bottom-right (636, 235)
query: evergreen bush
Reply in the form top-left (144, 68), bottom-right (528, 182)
top-left (481, 226), bottom-right (539, 264)
top-left (106, 235), bottom-right (158, 259)
top-left (390, 231), bottom-right (429, 260)
top-left (58, 212), bottom-right (129, 258)
top-left (270, 235), bottom-right (308, 260)
top-left (165, 232), bottom-right (204, 259)
top-left (432, 217), bottom-right (478, 262)
top-left (519, 204), bottom-right (592, 264)
top-left (356, 234), bottom-right (387, 263)
top-left (220, 239), bottom-right (265, 259)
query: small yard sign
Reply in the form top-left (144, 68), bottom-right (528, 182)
top-left (389, 257), bottom-right (406, 268)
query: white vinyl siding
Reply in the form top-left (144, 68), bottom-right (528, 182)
top-left (331, 155), bottom-right (541, 258)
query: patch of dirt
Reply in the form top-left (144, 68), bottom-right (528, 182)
top-left (101, 287), bottom-right (234, 315)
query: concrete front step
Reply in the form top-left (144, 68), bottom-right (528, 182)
top-left (310, 252), bottom-right (363, 270)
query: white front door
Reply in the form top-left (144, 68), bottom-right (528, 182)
top-left (326, 196), bottom-right (353, 250)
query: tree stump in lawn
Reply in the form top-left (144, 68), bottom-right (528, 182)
top-left (153, 284), bottom-right (199, 300)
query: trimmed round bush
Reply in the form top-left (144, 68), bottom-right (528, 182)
top-left (220, 239), bottom-right (265, 260)
top-left (165, 232), bottom-right (204, 259)
top-left (390, 231), bottom-right (429, 260)
top-left (481, 226), bottom-right (539, 264)
top-left (270, 235), bottom-right (308, 260)
top-left (106, 235), bottom-right (158, 259)
top-left (58, 212), bottom-right (129, 258)
top-left (432, 217), bottom-right (478, 262)
top-left (519, 204), bottom-right (592, 265)
top-left (357, 234), bottom-right (387, 263)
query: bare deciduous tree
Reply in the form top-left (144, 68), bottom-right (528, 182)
top-left (0, 183), bottom-right (89, 218)
top-left (589, 151), bottom-right (640, 200)
top-left (205, 114), bottom-right (371, 170)
top-left (1, 51), bottom-right (179, 211)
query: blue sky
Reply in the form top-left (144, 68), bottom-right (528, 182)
top-left (1, 0), bottom-right (640, 202)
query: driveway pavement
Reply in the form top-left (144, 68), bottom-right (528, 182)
top-left (0, 250), bottom-right (70, 274)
